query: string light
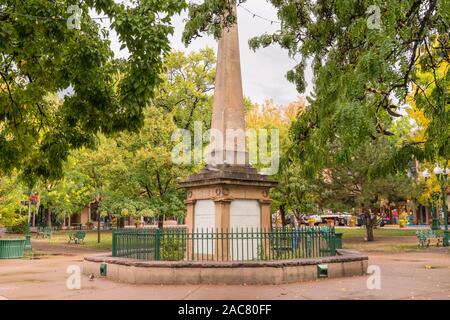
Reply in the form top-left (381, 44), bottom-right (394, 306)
top-left (0, 11), bottom-right (109, 21)
top-left (238, 3), bottom-right (280, 25)
top-left (0, 3), bottom-right (282, 25)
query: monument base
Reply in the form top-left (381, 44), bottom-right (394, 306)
top-left (179, 166), bottom-right (278, 232)
top-left (83, 250), bottom-right (369, 285)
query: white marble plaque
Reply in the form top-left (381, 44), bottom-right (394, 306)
top-left (230, 200), bottom-right (261, 260)
top-left (194, 200), bottom-right (216, 255)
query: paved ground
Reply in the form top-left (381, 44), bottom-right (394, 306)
top-left (1, 240), bottom-right (450, 300)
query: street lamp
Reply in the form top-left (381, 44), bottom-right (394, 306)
top-left (422, 170), bottom-right (441, 230)
top-left (433, 165), bottom-right (449, 246)
top-left (21, 198), bottom-right (32, 253)
top-left (22, 192), bottom-right (39, 254)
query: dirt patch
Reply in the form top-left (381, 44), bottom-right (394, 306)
top-left (31, 240), bottom-right (108, 256)
top-left (343, 236), bottom-right (421, 253)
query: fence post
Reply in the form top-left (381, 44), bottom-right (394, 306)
top-left (330, 227), bottom-right (336, 256)
top-left (155, 228), bottom-right (161, 261)
top-left (112, 229), bottom-right (117, 257)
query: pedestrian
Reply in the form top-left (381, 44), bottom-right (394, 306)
top-left (392, 209), bottom-right (398, 225)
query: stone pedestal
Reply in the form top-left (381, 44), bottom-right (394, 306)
top-left (180, 166), bottom-right (277, 233)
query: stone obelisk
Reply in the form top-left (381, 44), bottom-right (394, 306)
top-left (180, 3), bottom-right (277, 241)
top-left (208, 3), bottom-right (248, 167)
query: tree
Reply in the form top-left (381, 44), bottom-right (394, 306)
top-left (314, 139), bottom-right (422, 241)
top-left (405, 60), bottom-right (450, 211)
top-left (248, 0), bottom-right (449, 168)
top-left (151, 48), bottom-right (216, 131)
top-left (22, 48), bottom-right (216, 231)
top-left (70, 134), bottom-right (123, 235)
top-left (37, 156), bottom-right (94, 227)
top-left (98, 107), bottom-right (191, 228)
top-left (92, 48), bottom-right (217, 228)
top-left (246, 99), bottom-right (313, 224)
top-left (0, 173), bottom-right (27, 226)
top-left (0, 0), bottom-right (186, 182)
top-left (183, 0), bottom-right (449, 175)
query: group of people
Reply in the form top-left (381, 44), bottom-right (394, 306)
top-left (272, 208), bottom-right (416, 228)
top-left (362, 208), bottom-right (414, 226)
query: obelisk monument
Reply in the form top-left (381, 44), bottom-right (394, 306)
top-left (208, 3), bottom-right (248, 167)
top-left (180, 3), bottom-right (277, 240)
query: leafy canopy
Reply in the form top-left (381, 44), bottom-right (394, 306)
top-left (0, 0), bottom-right (186, 183)
top-left (182, 0), bottom-right (449, 175)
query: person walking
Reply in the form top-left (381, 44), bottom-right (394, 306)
top-left (392, 209), bottom-right (399, 225)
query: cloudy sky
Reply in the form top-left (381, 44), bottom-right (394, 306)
top-left (105, 0), bottom-right (313, 106)
top-left (170, 1), bottom-right (313, 106)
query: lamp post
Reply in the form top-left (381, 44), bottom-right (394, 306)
top-left (430, 192), bottom-right (441, 231)
top-left (433, 166), bottom-right (449, 246)
top-left (422, 170), bottom-right (441, 230)
top-left (21, 198), bottom-right (32, 253)
top-left (23, 192), bottom-right (39, 253)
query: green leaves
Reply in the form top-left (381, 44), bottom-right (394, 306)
top-left (182, 0), bottom-right (246, 45)
top-left (0, 174), bottom-right (27, 226)
top-left (0, 0), bottom-right (186, 183)
top-left (91, 106), bottom-right (190, 220)
top-left (237, 0), bottom-right (450, 173)
top-left (152, 48), bottom-right (215, 131)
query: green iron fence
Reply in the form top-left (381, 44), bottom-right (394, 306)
top-left (0, 239), bottom-right (25, 259)
top-left (112, 227), bottom-right (337, 261)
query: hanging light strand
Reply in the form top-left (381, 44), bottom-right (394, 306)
top-left (0, 3), bottom-right (282, 25)
top-left (238, 3), bottom-right (280, 25)
top-left (0, 11), bottom-right (109, 21)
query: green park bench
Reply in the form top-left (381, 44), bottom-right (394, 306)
top-left (416, 229), bottom-right (442, 247)
top-left (270, 230), bottom-right (294, 255)
top-left (36, 226), bottom-right (52, 239)
top-left (269, 228), bottom-right (336, 258)
top-left (68, 231), bottom-right (86, 244)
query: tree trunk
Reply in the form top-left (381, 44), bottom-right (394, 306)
top-left (89, 202), bottom-right (101, 243)
top-left (47, 209), bottom-right (52, 228)
top-left (280, 205), bottom-right (286, 227)
top-left (293, 210), bottom-right (303, 227)
top-left (363, 208), bottom-right (376, 241)
top-left (119, 217), bottom-right (125, 228)
top-left (157, 214), bottom-right (164, 229)
top-left (366, 224), bottom-right (374, 241)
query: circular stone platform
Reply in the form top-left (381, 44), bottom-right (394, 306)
top-left (83, 250), bottom-right (368, 285)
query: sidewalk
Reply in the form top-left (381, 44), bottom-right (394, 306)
top-left (0, 249), bottom-right (449, 300)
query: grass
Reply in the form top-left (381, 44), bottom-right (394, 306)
top-left (0, 234), bottom-right (26, 239)
top-left (335, 227), bottom-right (448, 253)
top-left (343, 242), bottom-right (423, 253)
top-left (21, 227), bottom-right (444, 255)
top-left (35, 230), bottom-right (113, 251)
top-left (336, 227), bottom-right (418, 238)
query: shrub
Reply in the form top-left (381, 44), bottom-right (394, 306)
top-left (159, 236), bottom-right (185, 261)
top-left (6, 220), bottom-right (28, 234)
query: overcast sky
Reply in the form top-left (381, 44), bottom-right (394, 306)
top-left (170, 1), bottom-right (314, 106)
top-left (105, 0), bottom-right (313, 106)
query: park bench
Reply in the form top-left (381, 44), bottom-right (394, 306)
top-left (416, 229), bottom-right (442, 247)
top-left (318, 227), bottom-right (337, 256)
top-left (36, 226), bottom-right (52, 239)
top-left (269, 227), bottom-right (335, 258)
top-left (68, 231), bottom-right (86, 244)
